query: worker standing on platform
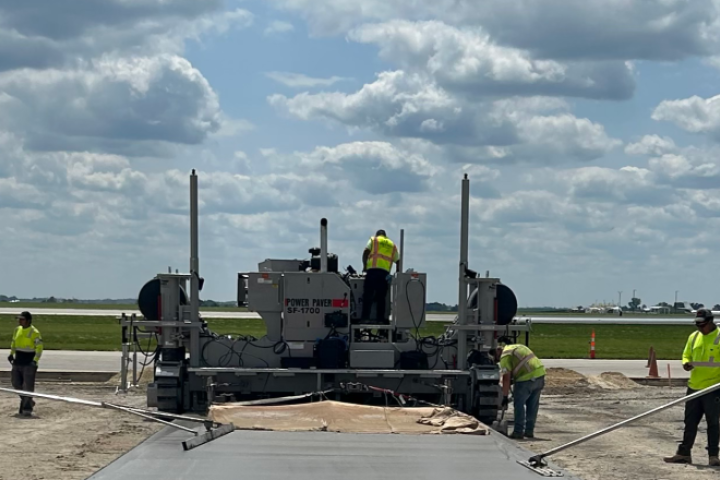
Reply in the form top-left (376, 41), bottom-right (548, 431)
top-left (8, 311), bottom-right (43, 417)
top-left (664, 308), bottom-right (720, 466)
top-left (496, 336), bottom-right (546, 440)
top-left (360, 230), bottom-right (400, 323)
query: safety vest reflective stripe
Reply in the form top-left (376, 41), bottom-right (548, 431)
top-left (512, 351), bottom-right (537, 377)
top-left (688, 331), bottom-right (720, 367)
top-left (11, 326), bottom-right (43, 362)
top-left (369, 238), bottom-right (396, 265)
top-left (367, 237), bottom-right (397, 271)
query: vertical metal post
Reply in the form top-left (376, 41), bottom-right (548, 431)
top-left (320, 218), bottom-right (328, 273)
top-left (131, 315), bottom-right (137, 386)
top-left (120, 315), bottom-right (129, 393)
top-left (457, 174), bottom-right (470, 370)
top-left (190, 169), bottom-right (200, 324)
top-left (399, 229), bottom-right (405, 273)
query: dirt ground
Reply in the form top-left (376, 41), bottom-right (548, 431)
top-left (0, 367), bottom-right (717, 480)
top-left (0, 380), bottom-right (164, 480)
top-left (519, 368), bottom-right (719, 479)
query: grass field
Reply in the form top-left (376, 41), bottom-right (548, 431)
top-left (0, 302), bottom-right (694, 318)
top-left (0, 302), bottom-right (249, 312)
top-left (0, 314), bottom-right (695, 359)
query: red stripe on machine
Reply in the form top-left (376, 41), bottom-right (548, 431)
top-left (332, 299), bottom-right (349, 308)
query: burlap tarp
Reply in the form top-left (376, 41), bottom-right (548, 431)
top-left (209, 400), bottom-right (490, 435)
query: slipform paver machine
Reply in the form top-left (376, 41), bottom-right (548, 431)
top-left (120, 170), bottom-right (531, 427)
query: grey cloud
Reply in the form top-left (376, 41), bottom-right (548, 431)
top-left (0, 178), bottom-right (49, 210)
top-left (270, 0), bottom-right (720, 61)
top-left (153, 170), bottom-right (302, 216)
top-left (25, 203), bottom-right (100, 237)
top-left (0, 0), bottom-right (223, 41)
top-left (348, 21), bottom-right (635, 100)
top-left (557, 166), bottom-right (676, 207)
top-left (0, 1), bottom-right (252, 72)
top-left (298, 142), bottom-right (439, 194)
top-left (468, 0), bottom-right (720, 61)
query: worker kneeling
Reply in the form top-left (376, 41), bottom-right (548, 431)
top-left (496, 336), bottom-right (545, 439)
top-left (664, 308), bottom-right (720, 467)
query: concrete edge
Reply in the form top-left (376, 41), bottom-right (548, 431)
top-left (630, 377), bottom-right (687, 387)
top-left (0, 370), bottom-right (117, 383)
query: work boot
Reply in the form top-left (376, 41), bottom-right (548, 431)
top-left (663, 454), bottom-right (691, 464)
top-left (709, 456), bottom-right (720, 467)
top-left (525, 432), bottom-right (535, 439)
top-left (509, 431), bottom-right (524, 439)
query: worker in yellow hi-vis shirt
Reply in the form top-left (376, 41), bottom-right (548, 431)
top-left (664, 308), bottom-right (720, 467)
top-left (8, 311), bottom-right (43, 417)
top-left (360, 229), bottom-right (400, 324)
top-left (497, 336), bottom-right (545, 440)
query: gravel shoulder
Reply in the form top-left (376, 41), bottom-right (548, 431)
top-left (519, 368), bottom-right (720, 480)
top-left (0, 382), bottom-right (164, 480)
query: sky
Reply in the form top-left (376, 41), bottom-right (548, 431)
top-left (3, 0), bottom-right (720, 308)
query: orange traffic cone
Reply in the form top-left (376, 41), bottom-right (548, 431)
top-left (647, 347), bottom-right (660, 379)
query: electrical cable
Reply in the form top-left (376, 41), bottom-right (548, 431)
top-left (200, 333), bottom-right (288, 368)
top-left (132, 331), bottom-right (159, 382)
top-left (401, 277), bottom-right (458, 368)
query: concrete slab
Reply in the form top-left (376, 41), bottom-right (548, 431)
top-left (0, 349), bottom-right (121, 372)
top-left (542, 359), bottom-right (689, 379)
top-left (87, 426), bottom-right (582, 480)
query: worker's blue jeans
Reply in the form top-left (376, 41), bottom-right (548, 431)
top-left (513, 375), bottom-right (545, 435)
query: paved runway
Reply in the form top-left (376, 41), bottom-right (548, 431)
top-left (0, 349), bottom-right (689, 379)
top-left (87, 427), bottom-right (579, 480)
top-left (0, 307), bottom-right (698, 325)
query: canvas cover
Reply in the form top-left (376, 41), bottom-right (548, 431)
top-left (209, 400), bottom-right (490, 435)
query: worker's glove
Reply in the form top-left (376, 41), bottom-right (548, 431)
top-left (31, 361), bottom-right (38, 368)
top-left (501, 396), bottom-right (509, 408)
top-left (7, 355), bottom-right (13, 365)
top-left (683, 363), bottom-right (694, 372)
top-left (386, 274), bottom-right (392, 283)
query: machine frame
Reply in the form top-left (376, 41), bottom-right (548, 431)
top-left (119, 170), bottom-right (532, 426)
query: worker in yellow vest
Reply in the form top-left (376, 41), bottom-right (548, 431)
top-left (360, 230), bottom-right (400, 323)
top-left (8, 311), bottom-right (43, 417)
top-left (497, 336), bottom-right (546, 439)
top-left (664, 308), bottom-right (720, 466)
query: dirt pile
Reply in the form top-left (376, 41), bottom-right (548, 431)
top-left (589, 372), bottom-right (645, 390)
top-left (544, 367), bottom-right (591, 394)
top-left (544, 368), bottom-right (642, 395)
top-left (0, 384), bottom-right (163, 480)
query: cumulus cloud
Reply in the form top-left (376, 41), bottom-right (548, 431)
top-left (652, 94), bottom-right (720, 141)
top-left (348, 20), bottom-right (635, 100)
top-left (269, 71), bottom-right (620, 164)
top-left (0, 55), bottom-right (223, 153)
top-left (625, 135), bottom-right (678, 156)
top-left (648, 152), bottom-right (720, 189)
